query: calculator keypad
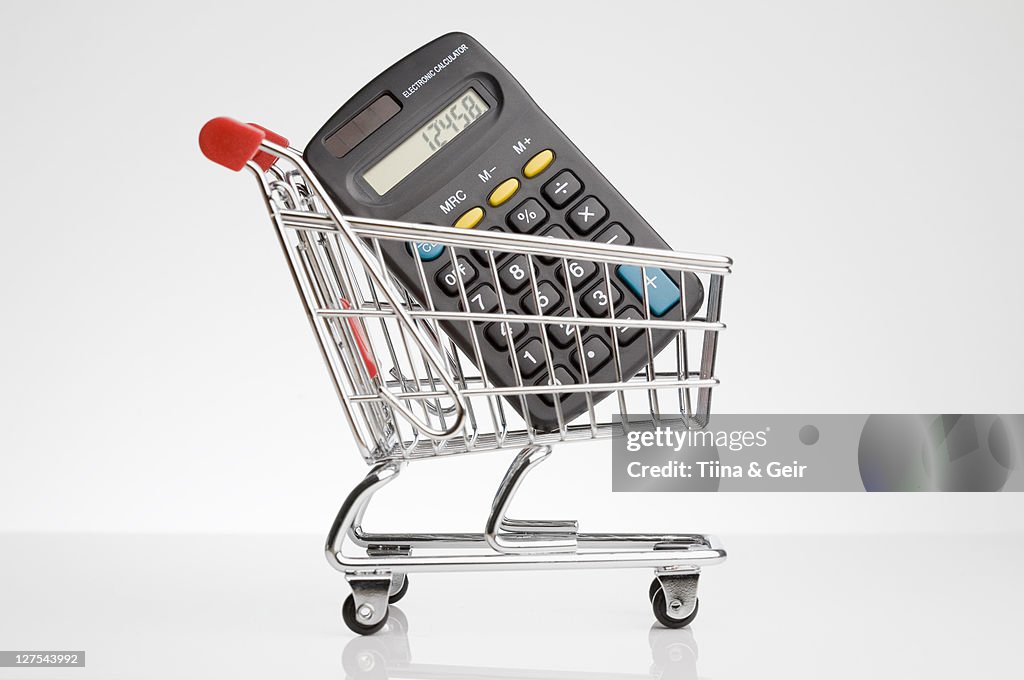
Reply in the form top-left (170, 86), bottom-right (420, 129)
top-left (404, 148), bottom-right (698, 420)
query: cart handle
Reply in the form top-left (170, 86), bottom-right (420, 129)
top-left (199, 117), bottom-right (289, 172)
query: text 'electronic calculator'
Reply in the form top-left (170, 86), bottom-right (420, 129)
top-left (305, 33), bottom-right (703, 431)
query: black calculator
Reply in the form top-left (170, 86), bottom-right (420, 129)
top-left (304, 33), bottom-right (703, 431)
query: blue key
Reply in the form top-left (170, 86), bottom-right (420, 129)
top-left (408, 241), bottom-right (445, 262)
top-left (615, 265), bottom-right (681, 317)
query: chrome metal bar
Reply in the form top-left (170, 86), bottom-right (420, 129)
top-left (484, 446), bottom-right (578, 554)
top-left (278, 212), bottom-right (733, 274)
top-left (314, 306), bottom-right (726, 332)
top-left (499, 518), bottom-right (579, 534)
top-left (344, 376), bottom-right (719, 402)
top-left (325, 460), bottom-right (404, 560)
top-left (328, 538), bottom-right (725, 573)
top-left (350, 529), bottom-right (710, 551)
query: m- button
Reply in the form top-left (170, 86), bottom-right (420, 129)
top-left (488, 178), bottom-right (520, 207)
top-left (566, 196), bottom-right (607, 234)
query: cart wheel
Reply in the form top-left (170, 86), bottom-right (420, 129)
top-left (343, 594), bottom-right (390, 635)
top-left (652, 589), bottom-right (699, 629)
top-left (649, 577), bottom-right (662, 602)
top-left (389, 575), bottom-right (409, 604)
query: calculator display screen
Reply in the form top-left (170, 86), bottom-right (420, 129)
top-left (362, 88), bottom-right (489, 194)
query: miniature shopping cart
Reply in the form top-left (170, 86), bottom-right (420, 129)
top-left (200, 118), bottom-right (732, 635)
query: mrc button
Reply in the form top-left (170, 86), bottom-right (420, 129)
top-left (453, 206), bottom-right (485, 229)
top-left (616, 265), bottom-right (681, 317)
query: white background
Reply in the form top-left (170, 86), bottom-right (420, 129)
top-left (2, 0), bottom-right (1023, 536)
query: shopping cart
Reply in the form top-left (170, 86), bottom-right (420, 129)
top-left (199, 118), bottom-right (732, 634)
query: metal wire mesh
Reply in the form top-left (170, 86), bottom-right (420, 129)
top-left (253, 154), bottom-right (731, 463)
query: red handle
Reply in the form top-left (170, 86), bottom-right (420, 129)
top-left (199, 117), bottom-right (289, 172)
top-left (340, 300), bottom-right (379, 380)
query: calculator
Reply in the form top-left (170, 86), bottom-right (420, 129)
top-left (304, 32), bottom-right (703, 431)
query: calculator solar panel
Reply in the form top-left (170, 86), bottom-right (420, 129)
top-left (304, 32), bottom-right (702, 431)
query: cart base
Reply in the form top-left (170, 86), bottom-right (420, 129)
top-left (326, 447), bottom-right (725, 634)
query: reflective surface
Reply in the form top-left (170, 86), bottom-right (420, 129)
top-left (342, 607), bottom-right (700, 680)
top-left (0, 533), bottom-right (1021, 678)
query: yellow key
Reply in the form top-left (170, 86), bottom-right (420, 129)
top-left (487, 178), bottom-right (520, 207)
top-left (522, 149), bottom-right (554, 178)
top-left (453, 206), bottom-right (485, 229)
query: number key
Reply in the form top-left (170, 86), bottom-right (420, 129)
top-left (510, 337), bottom-right (548, 379)
top-left (539, 224), bottom-right (571, 263)
top-left (556, 258), bottom-right (598, 290)
top-left (484, 321), bottom-right (528, 350)
top-left (498, 254), bottom-right (532, 293)
top-left (537, 366), bottom-right (577, 406)
top-left (521, 281), bottom-right (564, 315)
top-left (580, 283), bottom-right (623, 317)
top-left (547, 311), bottom-right (582, 349)
top-left (462, 284), bottom-right (500, 314)
top-left (471, 226), bottom-right (512, 265)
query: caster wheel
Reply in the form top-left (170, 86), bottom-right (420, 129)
top-left (343, 594), bottom-right (389, 635)
top-left (652, 589), bottom-right (699, 629)
top-left (389, 575), bottom-right (409, 604)
top-left (649, 578), bottom-right (662, 602)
